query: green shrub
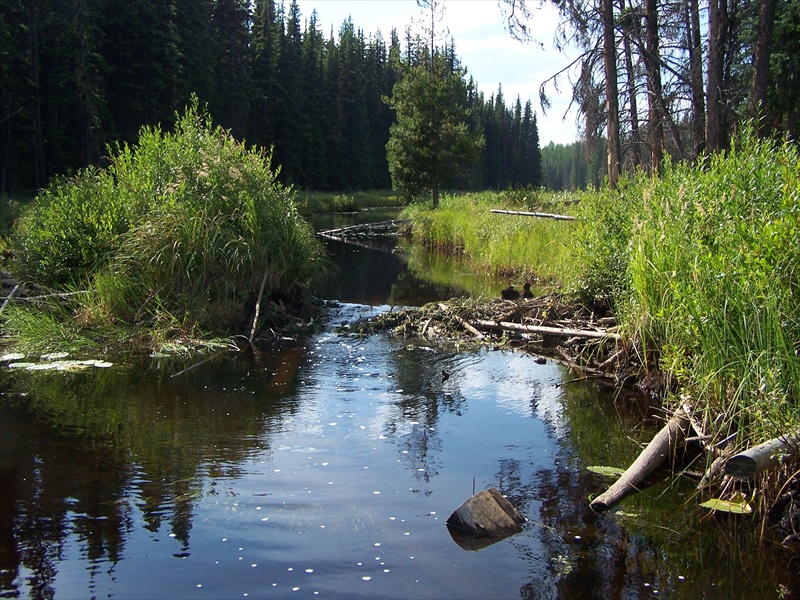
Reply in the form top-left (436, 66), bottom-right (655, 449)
top-left (9, 99), bottom-right (327, 347)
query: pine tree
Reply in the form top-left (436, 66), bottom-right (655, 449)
top-left (385, 50), bottom-right (483, 207)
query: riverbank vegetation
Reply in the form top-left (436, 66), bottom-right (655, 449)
top-left (4, 102), bottom-right (327, 355)
top-left (399, 130), bottom-right (799, 523)
top-left (401, 190), bottom-right (577, 283)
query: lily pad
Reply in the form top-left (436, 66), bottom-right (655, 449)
top-left (587, 465), bottom-right (626, 478)
top-left (1, 353), bottom-right (25, 362)
top-left (700, 493), bottom-right (753, 514)
top-left (41, 351), bottom-right (70, 360)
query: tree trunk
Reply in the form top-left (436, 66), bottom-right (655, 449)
top-left (619, 0), bottom-right (640, 170)
top-left (749, 0), bottom-right (777, 134)
top-left (644, 0), bottom-right (664, 171)
top-left (706, 0), bottom-right (729, 153)
top-left (602, 0), bottom-right (621, 188)
top-left (26, 0), bottom-right (46, 189)
top-left (687, 0), bottom-right (706, 158)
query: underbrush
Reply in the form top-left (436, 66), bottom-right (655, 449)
top-left (6, 99), bottom-right (328, 354)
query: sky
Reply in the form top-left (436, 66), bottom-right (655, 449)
top-left (294, 0), bottom-right (580, 146)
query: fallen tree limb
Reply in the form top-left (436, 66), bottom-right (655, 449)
top-left (590, 408), bottom-right (692, 512)
top-left (490, 209), bottom-right (577, 221)
top-left (724, 432), bottom-right (800, 480)
top-left (472, 318), bottom-right (620, 341)
top-left (0, 285), bottom-right (20, 314)
top-left (438, 303), bottom-right (485, 339)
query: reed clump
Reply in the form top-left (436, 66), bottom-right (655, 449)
top-left (7, 99), bottom-right (327, 354)
top-left (572, 130), bottom-right (800, 450)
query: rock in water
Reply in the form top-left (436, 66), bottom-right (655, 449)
top-left (446, 488), bottom-right (526, 550)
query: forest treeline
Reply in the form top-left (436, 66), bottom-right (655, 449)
top-left (505, 0), bottom-right (799, 185)
top-left (0, 0), bottom-right (542, 196)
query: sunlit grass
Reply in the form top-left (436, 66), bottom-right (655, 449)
top-left (401, 190), bottom-right (577, 282)
top-left (575, 129), bottom-right (800, 453)
top-left (295, 190), bottom-right (406, 215)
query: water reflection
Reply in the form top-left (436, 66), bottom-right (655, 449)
top-left (2, 231), bottom-right (799, 598)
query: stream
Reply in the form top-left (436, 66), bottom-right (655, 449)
top-left (0, 211), bottom-right (797, 599)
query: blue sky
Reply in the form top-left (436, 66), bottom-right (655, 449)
top-left (294, 0), bottom-right (580, 145)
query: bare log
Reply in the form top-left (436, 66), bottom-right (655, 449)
top-left (724, 432), bottom-right (800, 480)
top-left (490, 209), bottom-right (577, 221)
top-left (472, 318), bottom-right (620, 341)
top-left (590, 408), bottom-right (692, 512)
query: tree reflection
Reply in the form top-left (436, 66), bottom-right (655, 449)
top-left (0, 348), bottom-right (304, 598)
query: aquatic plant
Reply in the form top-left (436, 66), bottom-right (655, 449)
top-left (7, 98), bottom-right (328, 352)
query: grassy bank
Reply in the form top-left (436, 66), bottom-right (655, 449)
top-left (295, 190), bottom-right (406, 215)
top-left (5, 101), bottom-right (327, 355)
top-left (583, 133), bottom-right (800, 454)
top-left (400, 190), bottom-right (578, 283)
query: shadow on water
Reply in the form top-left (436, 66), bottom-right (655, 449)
top-left (1, 217), bottom-right (798, 599)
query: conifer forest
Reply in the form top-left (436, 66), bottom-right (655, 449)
top-left (0, 0), bottom-right (543, 196)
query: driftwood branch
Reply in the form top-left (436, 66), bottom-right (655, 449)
top-left (724, 432), bottom-right (800, 480)
top-left (472, 318), bottom-right (620, 341)
top-left (438, 303), bottom-right (485, 339)
top-left (249, 267), bottom-right (271, 344)
top-left (490, 209), bottom-right (576, 221)
top-left (590, 408), bottom-right (692, 512)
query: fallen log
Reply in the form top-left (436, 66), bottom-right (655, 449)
top-left (724, 432), bottom-right (800, 480)
top-left (490, 209), bottom-right (577, 221)
top-left (472, 318), bottom-right (620, 341)
top-left (317, 219), bottom-right (408, 237)
top-left (446, 487), bottom-right (526, 550)
top-left (590, 408), bottom-right (692, 512)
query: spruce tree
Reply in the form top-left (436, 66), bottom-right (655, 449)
top-left (385, 50), bottom-right (483, 207)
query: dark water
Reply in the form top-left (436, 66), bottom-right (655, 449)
top-left (1, 216), bottom-right (798, 599)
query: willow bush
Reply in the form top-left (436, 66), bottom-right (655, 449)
top-left (8, 100), bottom-right (327, 351)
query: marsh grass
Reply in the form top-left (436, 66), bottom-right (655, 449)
top-left (401, 190), bottom-right (576, 281)
top-left (7, 99), bottom-right (328, 353)
top-left (295, 190), bottom-right (406, 215)
top-left (574, 130), bottom-right (800, 450)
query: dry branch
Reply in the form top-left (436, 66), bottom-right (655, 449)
top-left (438, 303), bottom-right (485, 339)
top-left (490, 209), bottom-right (577, 221)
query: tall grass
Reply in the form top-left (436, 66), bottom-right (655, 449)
top-left (401, 191), bottom-right (576, 282)
top-left (574, 130), bottom-right (800, 446)
top-left (7, 99), bottom-right (328, 352)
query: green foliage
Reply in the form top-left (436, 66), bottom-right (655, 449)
top-left (9, 100), bottom-right (327, 350)
top-left (401, 191), bottom-right (574, 280)
top-left (386, 52), bottom-right (484, 206)
top-left (573, 129), bottom-right (800, 444)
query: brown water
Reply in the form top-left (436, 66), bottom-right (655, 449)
top-left (0, 215), bottom-right (797, 599)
